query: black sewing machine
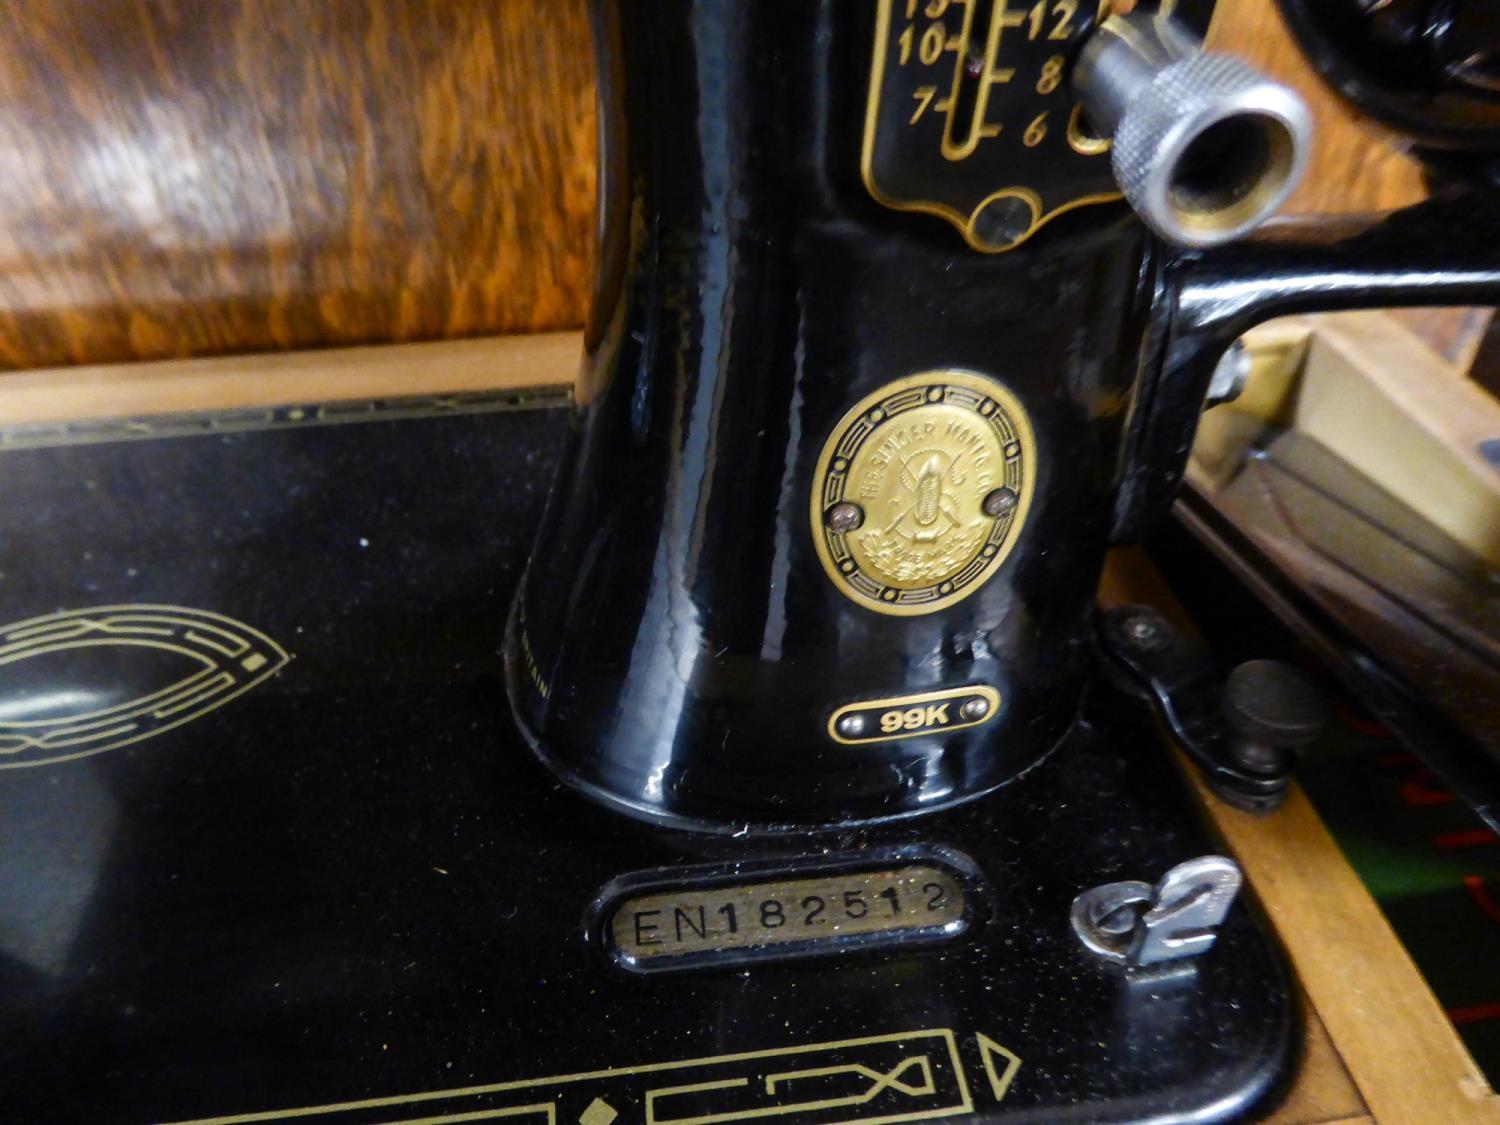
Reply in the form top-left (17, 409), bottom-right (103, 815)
top-left (3, 3), bottom-right (1499, 1122)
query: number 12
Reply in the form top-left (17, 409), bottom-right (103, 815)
top-left (1028, 0), bottom-right (1076, 40)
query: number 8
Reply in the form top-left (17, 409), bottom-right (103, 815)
top-left (1037, 55), bottom-right (1064, 95)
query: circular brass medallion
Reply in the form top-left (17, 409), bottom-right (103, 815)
top-left (811, 370), bottom-right (1035, 616)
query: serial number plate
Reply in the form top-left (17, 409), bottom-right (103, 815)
top-left (607, 864), bottom-right (968, 969)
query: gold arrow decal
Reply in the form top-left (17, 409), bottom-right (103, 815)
top-left (974, 1033), bottom-right (1022, 1103)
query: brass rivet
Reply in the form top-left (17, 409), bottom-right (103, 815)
top-left (825, 502), bottom-right (865, 533)
top-left (983, 487), bottom-right (1019, 518)
top-left (835, 713), bottom-right (868, 738)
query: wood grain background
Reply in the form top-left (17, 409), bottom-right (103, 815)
top-left (0, 0), bottom-right (1426, 371)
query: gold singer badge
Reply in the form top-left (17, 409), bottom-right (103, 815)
top-left (812, 370), bottom-right (1035, 616)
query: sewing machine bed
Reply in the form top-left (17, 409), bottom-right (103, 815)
top-left (0, 399), bottom-right (1294, 1123)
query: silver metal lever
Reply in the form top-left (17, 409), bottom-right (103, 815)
top-left (1071, 855), bottom-right (1244, 967)
top-left (1073, 11), bottom-right (1313, 247)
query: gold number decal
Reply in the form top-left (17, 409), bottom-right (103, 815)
top-left (1037, 54), bottom-right (1064, 94)
top-left (898, 23), bottom-right (914, 64)
top-left (924, 0), bottom-right (950, 16)
top-left (1050, 0), bottom-right (1077, 39)
top-left (910, 85), bottom-right (938, 124)
top-left (1024, 112), bottom-right (1049, 147)
top-left (1030, 0), bottom-right (1076, 39)
top-left (918, 23), bottom-right (945, 64)
top-left (879, 707), bottom-right (949, 732)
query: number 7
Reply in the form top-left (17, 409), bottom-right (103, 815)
top-left (910, 86), bottom-right (938, 124)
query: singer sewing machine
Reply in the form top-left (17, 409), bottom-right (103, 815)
top-left (2, 2), bottom-right (1499, 1122)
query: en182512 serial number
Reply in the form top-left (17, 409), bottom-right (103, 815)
top-left (607, 864), bottom-right (968, 967)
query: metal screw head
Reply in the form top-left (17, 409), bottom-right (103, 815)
top-left (1093, 901), bottom-right (1142, 936)
top-left (1480, 437), bottom-right (1500, 473)
top-left (825, 502), bottom-right (865, 534)
top-left (970, 194), bottom-right (1039, 251)
top-left (1205, 339), bottom-right (1252, 407)
top-left (982, 487), bottom-right (1019, 518)
top-left (1070, 880), bottom-right (1153, 964)
top-left (1125, 616), bottom-right (1161, 643)
top-left (959, 697), bottom-right (990, 722)
top-left (835, 713), bottom-right (868, 739)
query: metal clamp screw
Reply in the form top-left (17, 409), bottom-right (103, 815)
top-left (1071, 855), bottom-right (1243, 968)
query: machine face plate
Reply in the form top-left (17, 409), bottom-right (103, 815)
top-left (0, 402), bottom-right (1292, 1124)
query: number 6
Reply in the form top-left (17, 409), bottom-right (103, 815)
top-left (1024, 112), bottom-right (1049, 147)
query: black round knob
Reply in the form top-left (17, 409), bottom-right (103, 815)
top-left (1221, 660), bottom-right (1328, 750)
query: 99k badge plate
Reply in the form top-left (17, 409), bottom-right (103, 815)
top-left (812, 370), bottom-right (1035, 615)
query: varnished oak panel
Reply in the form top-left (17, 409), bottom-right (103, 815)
top-left (0, 332), bottom-right (580, 427)
top-left (1207, 0), bottom-right (1425, 217)
top-left (0, 0), bottom-right (597, 369)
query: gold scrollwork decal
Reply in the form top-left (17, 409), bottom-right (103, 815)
top-left (0, 605), bottom-right (290, 768)
top-left (167, 1028), bottom-right (1024, 1125)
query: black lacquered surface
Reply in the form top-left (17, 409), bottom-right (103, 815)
top-left (510, 0), bottom-right (1500, 830)
top-left (0, 409), bottom-right (1292, 1123)
top-left (509, 0), bottom-right (1162, 828)
top-left (1273, 0), bottom-right (1500, 152)
top-left (1114, 193), bottom-right (1500, 541)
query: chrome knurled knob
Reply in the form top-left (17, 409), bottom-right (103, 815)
top-left (1074, 12), bottom-right (1313, 247)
